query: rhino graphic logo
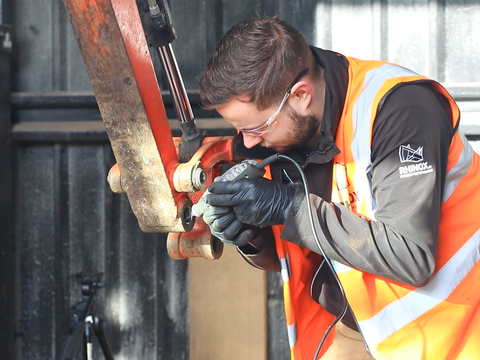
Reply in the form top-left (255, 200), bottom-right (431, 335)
top-left (399, 144), bottom-right (423, 163)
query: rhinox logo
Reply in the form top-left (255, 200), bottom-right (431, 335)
top-left (398, 144), bottom-right (433, 178)
top-left (399, 144), bottom-right (423, 163)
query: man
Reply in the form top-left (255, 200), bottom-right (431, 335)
top-left (198, 17), bottom-right (480, 360)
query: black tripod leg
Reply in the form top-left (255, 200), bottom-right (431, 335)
top-left (85, 316), bottom-right (94, 360)
top-left (92, 316), bottom-right (114, 360)
top-left (63, 319), bottom-right (86, 360)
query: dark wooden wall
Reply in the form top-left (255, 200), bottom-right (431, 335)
top-left (0, 15), bottom-right (15, 360)
top-left (12, 127), bottom-right (190, 360)
top-left (5, 0), bottom-right (304, 358)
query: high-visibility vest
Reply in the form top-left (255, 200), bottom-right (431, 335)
top-left (259, 161), bottom-right (336, 359)
top-left (331, 57), bottom-right (480, 359)
top-left (275, 57), bottom-right (480, 360)
top-left (273, 225), bottom-right (336, 360)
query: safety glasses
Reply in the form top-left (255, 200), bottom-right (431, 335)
top-left (239, 68), bottom-right (309, 136)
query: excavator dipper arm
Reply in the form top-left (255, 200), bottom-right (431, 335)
top-left (63, 0), bottom-right (240, 259)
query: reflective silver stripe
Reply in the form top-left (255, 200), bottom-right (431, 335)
top-left (278, 255), bottom-right (297, 348)
top-left (332, 260), bottom-right (354, 274)
top-left (279, 257), bottom-right (290, 282)
top-left (443, 130), bottom-right (473, 203)
top-left (287, 324), bottom-right (297, 348)
top-left (358, 227), bottom-right (480, 347)
top-left (351, 64), bottom-right (420, 217)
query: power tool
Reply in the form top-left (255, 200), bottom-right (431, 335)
top-left (191, 159), bottom-right (266, 219)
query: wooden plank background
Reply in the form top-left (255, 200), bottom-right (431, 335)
top-left (189, 245), bottom-right (267, 360)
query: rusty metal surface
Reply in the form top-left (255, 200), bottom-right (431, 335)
top-left (167, 136), bottom-right (241, 259)
top-left (63, 0), bottom-right (187, 232)
top-left (167, 231), bottom-right (223, 260)
top-left (62, 0), bottom-right (242, 258)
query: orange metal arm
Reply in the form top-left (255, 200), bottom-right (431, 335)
top-left (63, 0), bottom-right (239, 259)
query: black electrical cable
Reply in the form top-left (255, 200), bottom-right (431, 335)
top-left (256, 153), bottom-right (374, 360)
top-left (274, 154), bottom-right (348, 359)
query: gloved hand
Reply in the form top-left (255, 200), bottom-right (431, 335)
top-left (206, 178), bottom-right (298, 228)
top-left (202, 205), bottom-right (257, 247)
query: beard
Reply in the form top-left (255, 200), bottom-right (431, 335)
top-left (260, 110), bottom-right (320, 153)
top-left (291, 112), bottom-right (320, 147)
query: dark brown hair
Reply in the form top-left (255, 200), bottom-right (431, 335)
top-left (199, 17), bottom-right (314, 110)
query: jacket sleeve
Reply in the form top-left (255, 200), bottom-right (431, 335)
top-left (281, 82), bottom-right (454, 286)
top-left (236, 227), bottom-right (281, 272)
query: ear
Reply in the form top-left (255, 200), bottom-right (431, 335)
top-left (290, 81), bottom-right (312, 115)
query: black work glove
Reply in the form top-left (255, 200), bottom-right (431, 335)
top-left (203, 204), bottom-right (258, 247)
top-left (206, 178), bottom-right (298, 228)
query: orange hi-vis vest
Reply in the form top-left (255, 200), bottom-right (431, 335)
top-left (272, 225), bottom-right (336, 360)
top-left (263, 162), bottom-right (336, 359)
top-left (274, 57), bottom-right (480, 360)
top-left (331, 57), bottom-right (480, 359)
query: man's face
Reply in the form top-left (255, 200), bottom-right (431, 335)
top-left (216, 98), bottom-right (320, 153)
